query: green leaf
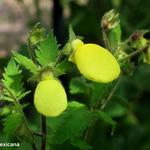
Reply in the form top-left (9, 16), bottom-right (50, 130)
top-left (17, 91), bottom-right (31, 101)
top-left (94, 110), bottom-right (116, 126)
top-left (94, 110), bottom-right (117, 135)
top-left (91, 82), bottom-right (108, 106)
top-left (62, 43), bottom-right (72, 55)
top-left (0, 107), bottom-right (10, 116)
top-left (12, 51), bottom-right (38, 74)
top-left (17, 123), bottom-right (33, 143)
top-left (112, 95), bottom-right (131, 109)
top-left (62, 25), bottom-right (81, 55)
top-left (71, 138), bottom-right (93, 150)
top-left (67, 101), bottom-right (85, 108)
top-left (0, 95), bottom-right (14, 102)
top-left (106, 102), bottom-right (127, 118)
top-left (35, 32), bottom-right (59, 67)
top-left (3, 112), bottom-right (23, 139)
top-left (69, 77), bottom-right (91, 95)
top-left (2, 59), bottom-right (25, 100)
top-left (47, 102), bottom-right (93, 144)
top-left (69, 25), bottom-right (77, 42)
top-left (55, 58), bottom-right (73, 76)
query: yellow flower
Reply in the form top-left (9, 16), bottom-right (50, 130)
top-left (34, 79), bottom-right (67, 117)
top-left (70, 39), bottom-right (120, 83)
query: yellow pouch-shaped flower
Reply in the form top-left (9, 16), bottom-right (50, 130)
top-left (34, 79), bottom-right (67, 117)
top-left (71, 39), bottom-right (120, 83)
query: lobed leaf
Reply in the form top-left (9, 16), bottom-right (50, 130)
top-left (47, 102), bottom-right (93, 144)
top-left (12, 51), bottom-right (38, 74)
top-left (55, 58), bottom-right (73, 76)
top-left (69, 77), bottom-right (91, 95)
top-left (35, 32), bottom-right (59, 67)
top-left (2, 59), bottom-right (25, 100)
top-left (3, 112), bottom-right (23, 139)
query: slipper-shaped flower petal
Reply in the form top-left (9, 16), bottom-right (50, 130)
top-left (34, 79), bottom-right (67, 117)
top-left (72, 39), bottom-right (120, 83)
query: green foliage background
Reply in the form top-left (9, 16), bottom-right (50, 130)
top-left (0, 0), bottom-right (150, 150)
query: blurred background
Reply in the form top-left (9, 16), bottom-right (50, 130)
top-left (1, 0), bottom-right (150, 54)
top-left (0, 0), bottom-right (150, 150)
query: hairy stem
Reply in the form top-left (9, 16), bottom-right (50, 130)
top-left (41, 115), bottom-right (47, 150)
top-left (119, 46), bottom-right (148, 61)
top-left (55, 51), bottom-right (64, 67)
top-left (27, 40), bottom-right (37, 64)
top-left (101, 78), bottom-right (120, 109)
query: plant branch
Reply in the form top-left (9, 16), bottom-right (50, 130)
top-left (119, 47), bottom-right (148, 61)
top-left (41, 115), bottom-right (47, 150)
top-left (54, 50), bottom-right (64, 67)
top-left (34, 132), bottom-right (43, 137)
top-left (101, 77), bottom-right (120, 110)
top-left (27, 40), bottom-right (37, 64)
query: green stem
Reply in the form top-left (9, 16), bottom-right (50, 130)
top-left (54, 51), bottom-right (64, 67)
top-left (119, 47), bottom-right (146, 61)
top-left (101, 78), bottom-right (120, 109)
top-left (27, 40), bottom-right (37, 64)
top-left (0, 83), bottom-right (37, 150)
